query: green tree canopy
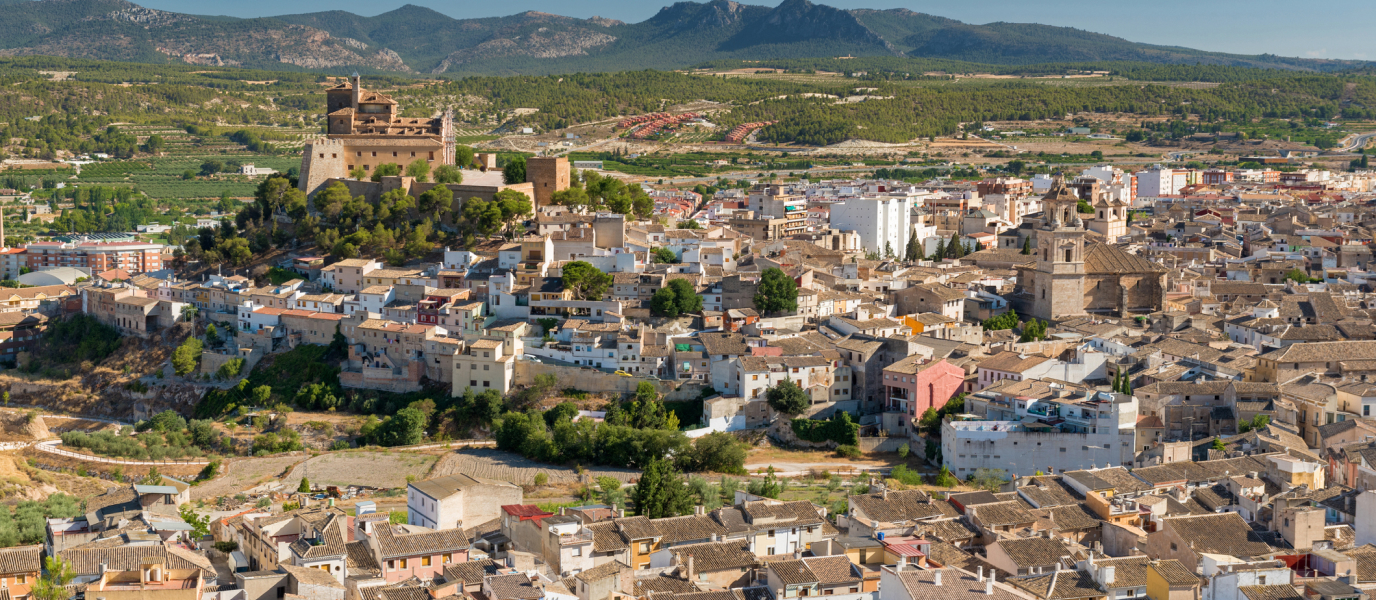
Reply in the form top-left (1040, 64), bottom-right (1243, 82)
top-left (503, 157), bottom-right (527, 185)
top-left (562, 261), bottom-right (612, 300)
top-left (765, 379), bottom-right (809, 415)
top-left (631, 458), bottom-right (693, 519)
top-left (753, 267), bottom-right (798, 314)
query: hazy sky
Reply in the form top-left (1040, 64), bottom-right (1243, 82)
top-left (141, 0), bottom-right (1371, 60)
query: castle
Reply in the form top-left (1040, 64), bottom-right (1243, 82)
top-left (298, 75), bottom-right (569, 208)
top-left (299, 75), bottom-right (455, 197)
top-left (1012, 175), bottom-right (1167, 321)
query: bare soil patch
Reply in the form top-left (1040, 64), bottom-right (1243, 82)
top-left (190, 454), bottom-right (302, 501)
top-left (430, 448), bottom-right (639, 486)
top-left (279, 451), bottom-right (437, 489)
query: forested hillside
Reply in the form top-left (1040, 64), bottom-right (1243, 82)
top-left (0, 0), bottom-right (1366, 76)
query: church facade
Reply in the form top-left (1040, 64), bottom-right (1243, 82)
top-left (1012, 176), bottom-right (1167, 321)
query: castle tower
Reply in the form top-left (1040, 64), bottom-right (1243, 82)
top-left (1029, 175), bottom-right (1088, 321)
top-left (526, 156), bottom-right (570, 206)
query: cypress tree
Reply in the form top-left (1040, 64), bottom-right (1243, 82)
top-left (947, 231), bottom-right (962, 258)
top-left (1021, 236), bottom-right (1032, 255)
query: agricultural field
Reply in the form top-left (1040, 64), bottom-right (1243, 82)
top-left (75, 155), bottom-right (300, 199)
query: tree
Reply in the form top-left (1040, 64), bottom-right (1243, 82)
top-left (918, 407), bottom-right (940, 433)
top-left (503, 157), bottom-right (527, 185)
top-left (562, 261), bottom-right (612, 300)
top-left (1021, 236), bottom-right (1032, 255)
top-left (652, 247), bottom-right (677, 264)
top-left (172, 337), bottom-right (204, 376)
top-left (884, 240), bottom-right (893, 259)
top-left (677, 219), bottom-right (702, 230)
top-left (349, 166), bottom-right (366, 180)
top-left (905, 228), bottom-right (921, 262)
top-left (597, 475), bottom-right (625, 507)
top-left (765, 379), bottom-right (809, 415)
top-left (1284, 268), bottom-right (1310, 283)
top-left (454, 145), bottom-right (475, 169)
top-left (433, 165), bottom-right (463, 184)
top-left (934, 238), bottom-right (946, 261)
top-left (1019, 318), bottom-right (1048, 343)
top-left (970, 468), bottom-right (1007, 492)
top-left (753, 267), bottom-right (798, 314)
top-left (688, 432), bottom-right (747, 474)
top-left (897, 443), bottom-right (909, 458)
top-left (650, 287), bottom-right (680, 318)
top-left (1211, 437), bottom-right (1227, 452)
top-left (297, 477), bottom-right (311, 493)
top-left (405, 159), bottom-right (431, 182)
top-left (631, 458), bottom-right (693, 519)
top-left (946, 231), bottom-right (963, 258)
top-left (31, 556), bottom-right (74, 600)
top-left (179, 504), bottom-right (210, 539)
top-left (252, 385), bottom-right (272, 406)
top-left (1239, 414), bottom-right (1271, 433)
top-left (666, 278), bottom-right (702, 315)
top-left (375, 407), bottom-right (426, 446)
top-left (933, 465), bottom-right (958, 487)
top-left (205, 323), bottom-right (219, 346)
top-left (370, 163), bottom-right (402, 181)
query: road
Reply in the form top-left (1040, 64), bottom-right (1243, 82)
top-left (1337, 131), bottom-right (1376, 153)
top-left (32, 439), bottom-right (212, 466)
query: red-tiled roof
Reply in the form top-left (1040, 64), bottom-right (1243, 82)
top-left (502, 505), bottom-right (553, 521)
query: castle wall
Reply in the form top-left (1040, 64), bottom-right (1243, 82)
top-left (300, 139), bottom-right (348, 197)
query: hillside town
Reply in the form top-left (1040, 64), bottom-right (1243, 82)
top-left (5, 75), bottom-right (1376, 600)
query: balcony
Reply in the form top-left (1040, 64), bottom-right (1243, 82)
top-left (557, 530), bottom-right (595, 545)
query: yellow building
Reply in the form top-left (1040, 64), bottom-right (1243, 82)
top-left (1145, 559), bottom-right (1200, 600)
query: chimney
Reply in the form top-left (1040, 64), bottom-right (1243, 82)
top-left (711, 533), bottom-right (720, 543)
top-left (987, 580), bottom-right (995, 595)
top-left (897, 557), bottom-right (906, 572)
top-left (934, 570), bottom-right (943, 586)
top-left (1100, 566), bottom-right (1116, 585)
top-left (882, 488), bottom-right (889, 500)
top-left (687, 555), bottom-right (695, 582)
top-left (793, 550), bottom-right (802, 560)
top-left (695, 505), bottom-right (705, 516)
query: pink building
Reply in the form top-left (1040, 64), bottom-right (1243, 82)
top-left (357, 515), bottom-right (471, 583)
top-left (882, 356), bottom-right (965, 417)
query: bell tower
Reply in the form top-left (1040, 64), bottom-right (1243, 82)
top-left (1030, 175), bottom-right (1088, 321)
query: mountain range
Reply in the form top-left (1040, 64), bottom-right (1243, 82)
top-left (0, 0), bottom-right (1365, 76)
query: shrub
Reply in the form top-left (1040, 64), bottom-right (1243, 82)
top-left (835, 445), bottom-right (861, 459)
top-left (889, 464), bottom-right (923, 486)
top-left (533, 472), bottom-right (549, 486)
top-left (214, 541), bottom-right (238, 553)
top-left (791, 411), bottom-right (859, 446)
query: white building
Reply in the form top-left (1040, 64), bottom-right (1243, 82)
top-left (942, 390), bottom-right (1138, 477)
top-left (1135, 168), bottom-right (1186, 197)
top-left (406, 474), bottom-right (522, 531)
top-left (829, 196), bottom-right (912, 257)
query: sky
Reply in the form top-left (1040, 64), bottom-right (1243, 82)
top-left (138, 0), bottom-right (1372, 60)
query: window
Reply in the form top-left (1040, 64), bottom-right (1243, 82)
top-left (1127, 590), bottom-right (1136, 597)
top-left (1258, 576), bottom-right (1267, 585)
top-left (572, 547), bottom-right (582, 557)
top-left (422, 556), bottom-right (431, 567)
top-left (387, 560), bottom-right (395, 570)
top-left (399, 559), bottom-right (407, 569)
top-left (471, 380), bottom-right (477, 387)
top-left (639, 542), bottom-right (650, 553)
top-left (1170, 543), bottom-right (1177, 551)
